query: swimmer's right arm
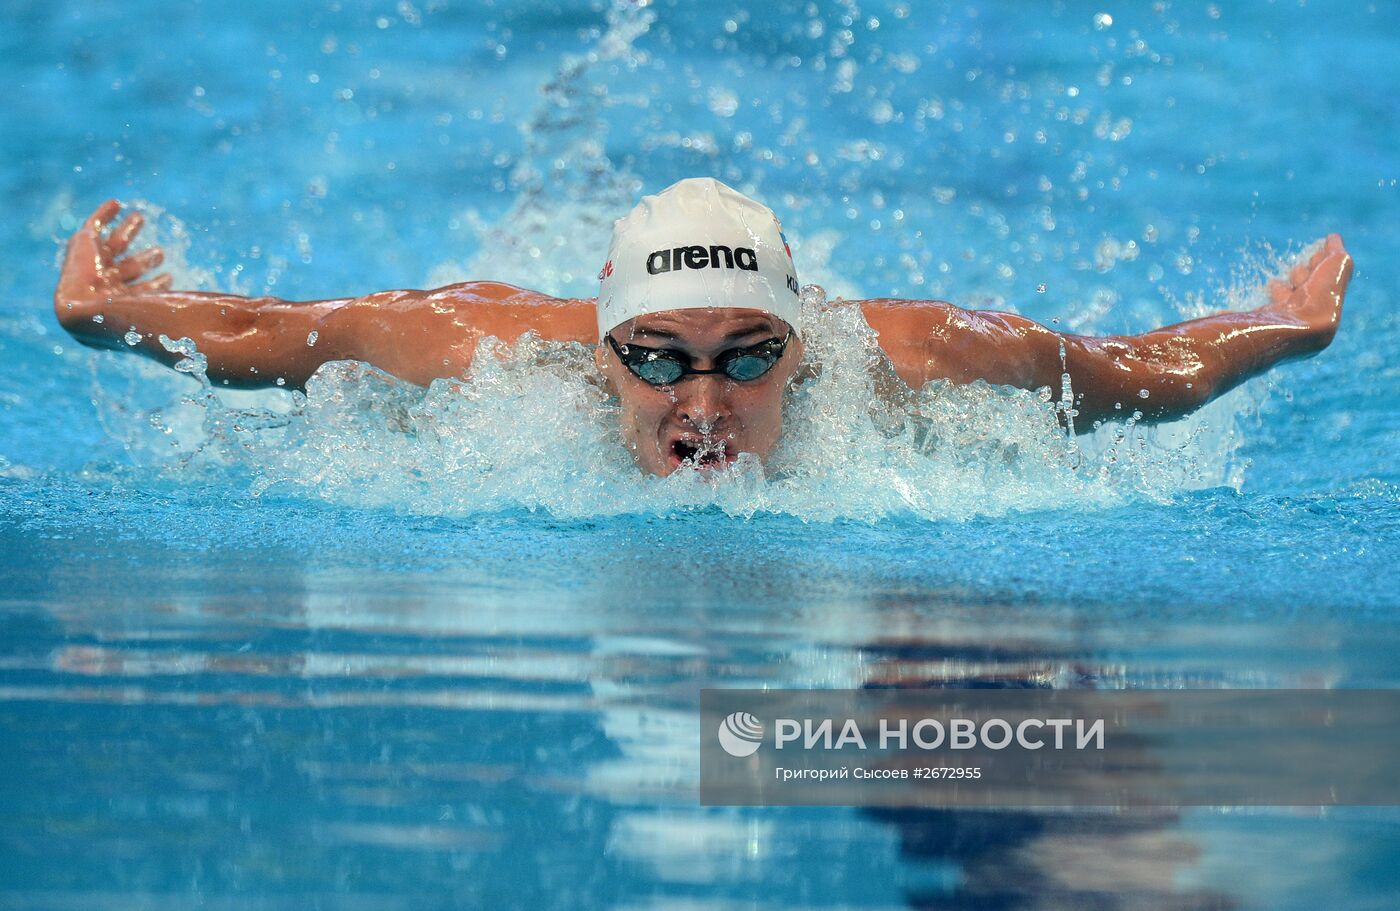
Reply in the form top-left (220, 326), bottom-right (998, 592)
top-left (863, 234), bottom-right (1352, 426)
top-left (54, 201), bottom-right (597, 388)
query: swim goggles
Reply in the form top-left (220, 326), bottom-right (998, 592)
top-left (605, 331), bottom-right (792, 386)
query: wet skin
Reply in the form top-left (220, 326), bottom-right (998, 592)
top-left (56, 201), bottom-right (1353, 476)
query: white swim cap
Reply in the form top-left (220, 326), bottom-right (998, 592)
top-left (596, 177), bottom-right (801, 338)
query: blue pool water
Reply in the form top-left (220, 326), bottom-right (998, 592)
top-left (3, 1), bottom-right (1400, 907)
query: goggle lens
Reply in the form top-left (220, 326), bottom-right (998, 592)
top-left (634, 357), bottom-right (686, 385)
top-left (723, 354), bottom-right (776, 382)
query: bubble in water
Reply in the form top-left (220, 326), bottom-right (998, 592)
top-left (707, 88), bottom-right (739, 118)
top-left (92, 314), bottom-right (104, 324)
top-left (1036, 283), bottom-right (1047, 293)
top-left (306, 331), bottom-right (319, 347)
top-left (1094, 12), bottom-right (1114, 30)
top-left (123, 330), bottom-right (142, 346)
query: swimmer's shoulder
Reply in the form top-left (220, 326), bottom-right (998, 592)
top-left (425, 280), bottom-right (578, 305)
top-left (858, 297), bottom-right (964, 349)
top-left (857, 298), bottom-right (965, 389)
top-left (426, 281), bottom-right (598, 344)
top-left (858, 297), bottom-right (958, 320)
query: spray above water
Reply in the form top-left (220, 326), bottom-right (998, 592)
top-left (89, 272), bottom-right (1271, 523)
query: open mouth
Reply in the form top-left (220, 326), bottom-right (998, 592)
top-left (670, 438), bottom-right (732, 471)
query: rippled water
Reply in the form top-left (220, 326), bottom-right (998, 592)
top-left (3, 1), bottom-right (1400, 908)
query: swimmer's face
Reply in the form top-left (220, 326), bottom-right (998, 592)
top-left (596, 308), bottom-right (803, 477)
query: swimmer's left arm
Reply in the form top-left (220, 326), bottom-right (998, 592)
top-left (862, 234), bottom-right (1352, 427)
top-left (54, 201), bottom-right (597, 388)
top-left (54, 201), bottom-right (362, 387)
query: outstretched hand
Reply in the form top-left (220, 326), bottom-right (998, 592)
top-left (54, 200), bottom-right (170, 330)
top-left (1265, 233), bottom-right (1352, 349)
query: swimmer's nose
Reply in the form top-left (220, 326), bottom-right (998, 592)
top-left (676, 374), bottom-right (730, 429)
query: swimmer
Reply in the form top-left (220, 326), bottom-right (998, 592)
top-left (54, 178), bottom-right (1352, 476)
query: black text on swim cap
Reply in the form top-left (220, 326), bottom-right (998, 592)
top-left (646, 245), bottom-right (759, 275)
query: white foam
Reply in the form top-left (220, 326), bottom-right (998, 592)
top-left (87, 272), bottom-right (1280, 522)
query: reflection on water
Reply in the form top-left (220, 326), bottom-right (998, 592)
top-left (4, 530), bottom-right (1398, 910)
top-left (857, 647), bottom-right (1221, 911)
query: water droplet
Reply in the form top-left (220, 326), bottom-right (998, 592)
top-left (306, 330), bottom-right (319, 347)
top-left (123, 330), bottom-right (142, 346)
top-left (1036, 283), bottom-right (1047, 293)
top-left (91, 314), bottom-right (104, 324)
top-left (707, 88), bottom-right (739, 118)
top-left (1138, 389), bottom-right (1150, 399)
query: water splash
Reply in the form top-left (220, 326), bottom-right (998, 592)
top-left (76, 211), bottom-right (1313, 522)
top-left (426, 0), bottom-right (656, 297)
top-left (84, 265), bottom-right (1288, 523)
